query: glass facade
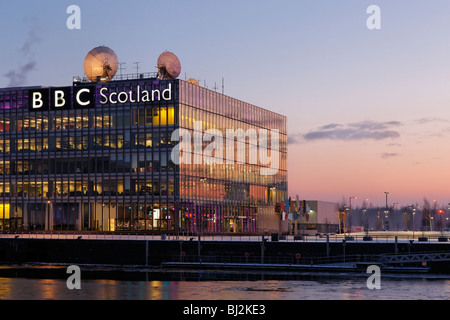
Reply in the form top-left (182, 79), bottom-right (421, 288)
top-left (0, 78), bottom-right (287, 233)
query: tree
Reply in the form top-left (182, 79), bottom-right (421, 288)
top-left (422, 198), bottom-right (434, 231)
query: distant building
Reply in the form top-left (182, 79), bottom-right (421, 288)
top-left (288, 200), bottom-right (339, 234)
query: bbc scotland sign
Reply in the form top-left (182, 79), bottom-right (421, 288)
top-left (28, 82), bottom-right (173, 111)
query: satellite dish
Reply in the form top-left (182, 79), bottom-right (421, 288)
top-left (157, 51), bottom-right (181, 80)
top-left (186, 78), bottom-right (199, 86)
top-left (84, 46), bottom-right (119, 82)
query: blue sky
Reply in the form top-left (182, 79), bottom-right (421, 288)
top-left (1, 1), bottom-right (450, 207)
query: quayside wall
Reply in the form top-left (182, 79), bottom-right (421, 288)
top-left (1, 238), bottom-right (449, 269)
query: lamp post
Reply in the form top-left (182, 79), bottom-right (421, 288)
top-left (392, 203), bottom-right (398, 230)
top-left (343, 206), bottom-right (348, 235)
top-left (431, 200), bottom-right (436, 232)
top-left (438, 209), bottom-right (445, 231)
top-left (384, 192), bottom-right (389, 231)
top-left (363, 209), bottom-right (367, 231)
top-left (403, 208), bottom-right (408, 231)
top-left (349, 196), bottom-right (357, 235)
top-left (46, 200), bottom-right (51, 231)
top-left (447, 203), bottom-right (450, 228)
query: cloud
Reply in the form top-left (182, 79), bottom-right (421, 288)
top-left (318, 123), bottom-right (343, 130)
top-left (410, 118), bottom-right (450, 138)
top-left (386, 143), bottom-right (402, 147)
top-left (287, 134), bottom-right (303, 145)
top-left (381, 152), bottom-right (399, 159)
top-left (414, 117), bottom-right (448, 125)
top-left (348, 120), bottom-right (402, 131)
top-left (4, 18), bottom-right (41, 87)
top-left (301, 120), bottom-right (402, 142)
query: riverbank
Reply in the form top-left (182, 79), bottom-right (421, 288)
top-left (0, 236), bottom-right (449, 273)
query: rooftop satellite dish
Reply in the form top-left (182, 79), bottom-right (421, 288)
top-left (186, 78), bottom-right (199, 86)
top-left (157, 51), bottom-right (181, 80)
top-left (84, 46), bottom-right (119, 82)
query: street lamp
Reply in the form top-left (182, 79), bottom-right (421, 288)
top-left (342, 205), bottom-right (348, 234)
top-left (349, 196), bottom-right (357, 235)
top-left (363, 209), bottom-right (367, 231)
top-left (448, 203), bottom-right (450, 228)
top-left (446, 203), bottom-right (450, 229)
top-left (46, 200), bottom-right (52, 231)
top-left (436, 210), bottom-right (444, 232)
top-left (384, 192), bottom-right (389, 231)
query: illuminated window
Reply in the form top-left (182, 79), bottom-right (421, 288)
top-left (0, 117), bottom-right (10, 132)
top-left (146, 133), bottom-right (152, 148)
top-left (0, 204), bottom-right (10, 219)
top-left (0, 161), bottom-right (10, 175)
top-left (168, 106), bottom-right (175, 125)
top-left (152, 107), bottom-right (174, 125)
top-left (0, 183), bottom-right (10, 196)
top-left (0, 140), bottom-right (9, 153)
top-left (152, 107), bottom-right (160, 125)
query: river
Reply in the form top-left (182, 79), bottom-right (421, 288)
top-left (0, 266), bottom-right (448, 300)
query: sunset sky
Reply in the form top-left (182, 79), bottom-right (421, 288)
top-left (1, 0), bottom-right (450, 208)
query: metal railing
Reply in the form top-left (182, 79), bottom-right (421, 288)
top-left (73, 72), bottom-right (158, 84)
top-left (0, 231), bottom-right (449, 243)
top-left (168, 250), bottom-right (450, 267)
top-left (169, 254), bottom-right (383, 266)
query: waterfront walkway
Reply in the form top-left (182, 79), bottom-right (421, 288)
top-left (0, 230), bottom-right (449, 243)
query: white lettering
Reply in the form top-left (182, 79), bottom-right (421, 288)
top-left (203, 129), bottom-right (224, 165)
top-left (259, 129), bottom-right (280, 176)
top-left (366, 265), bottom-right (381, 289)
top-left (171, 129), bottom-right (192, 165)
top-left (129, 90), bottom-right (136, 103)
top-left (152, 89), bottom-right (160, 101)
top-left (142, 90), bottom-right (150, 102)
top-left (171, 122), bottom-right (280, 175)
top-left (109, 92), bottom-right (117, 104)
top-left (193, 121), bottom-right (203, 165)
top-left (367, 5), bottom-right (381, 30)
top-left (66, 5), bottom-right (81, 30)
top-left (100, 87), bottom-right (108, 104)
top-left (225, 128), bottom-right (258, 165)
top-left (136, 85), bottom-right (141, 103)
top-left (66, 265), bottom-right (81, 290)
top-left (117, 91), bottom-right (128, 104)
top-left (162, 83), bottom-right (172, 101)
top-left (184, 304), bottom-right (217, 317)
top-left (142, 90), bottom-right (151, 102)
top-left (76, 88), bottom-right (91, 106)
top-left (32, 92), bottom-right (43, 109)
top-left (99, 85), bottom-right (172, 104)
top-left (54, 90), bottom-right (66, 108)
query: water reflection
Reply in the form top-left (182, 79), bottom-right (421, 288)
top-left (0, 267), bottom-right (449, 300)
